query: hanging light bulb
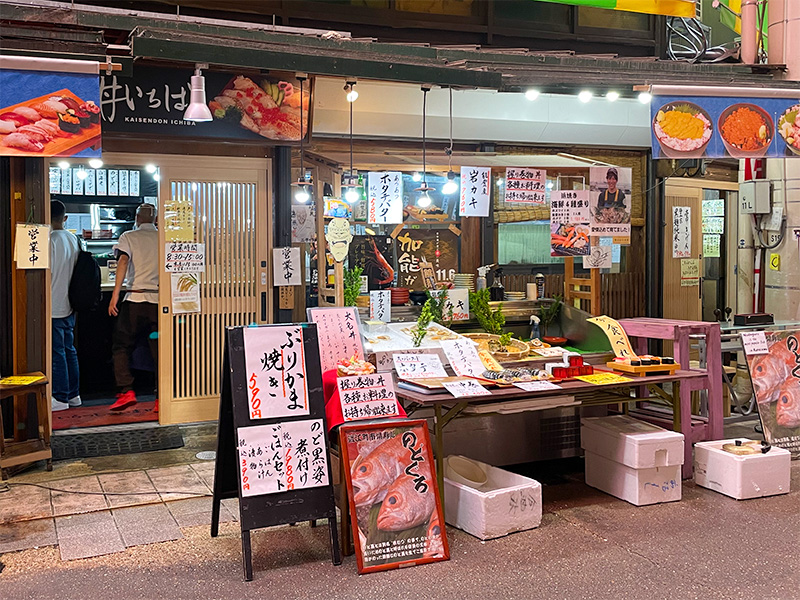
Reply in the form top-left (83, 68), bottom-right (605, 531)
top-left (417, 191), bottom-right (432, 208)
top-left (344, 79), bottom-right (359, 102)
top-left (76, 168), bottom-right (88, 180)
top-left (89, 158), bottom-right (103, 169)
top-left (344, 188), bottom-right (360, 203)
top-left (145, 164), bottom-right (157, 174)
top-left (341, 79), bottom-right (361, 204)
top-left (183, 64), bottom-right (213, 122)
top-left (578, 90), bottom-right (593, 103)
top-left (58, 161), bottom-right (70, 170)
top-left (442, 170), bottom-right (458, 195)
top-left (414, 85), bottom-right (435, 207)
top-left (638, 92), bottom-right (653, 104)
top-left (412, 172), bottom-right (422, 182)
top-left (606, 91), bottom-right (620, 102)
top-left (291, 74), bottom-right (313, 203)
top-left (153, 173), bottom-right (161, 182)
top-left (524, 89), bottom-right (540, 101)
top-left (294, 185), bottom-right (311, 203)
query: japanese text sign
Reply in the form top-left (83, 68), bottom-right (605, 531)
top-left (740, 331), bottom-right (769, 355)
top-left (369, 290), bottom-right (391, 322)
top-left (164, 242), bottom-right (205, 273)
top-left (336, 373), bottom-right (400, 422)
top-left (392, 354), bottom-right (448, 379)
top-left (587, 315), bottom-right (637, 359)
top-left (14, 224), bottom-right (49, 269)
top-left (504, 168), bottom-right (546, 204)
top-left (459, 166), bottom-right (490, 217)
top-left (243, 326), bottom-right (309, 420)
top-left (575, 372), bottom-right (633, 385)
top-left (550, 190), bottom-right (591, 257)
top-left (680, 258), bottom-right (700, 287)
top-left (444, 288), bottom-right (469, 321)
top-left (672, 206), bottom-right (692, 258)
top-left (307, 307), bottom-right (365, 375)
top-left (589, 166), bottom-right (631, 243)
top-left (703, 234), bottom-right (721, 258)
top-left (237, 419), bottom-right (328, 496)
top-left (273, 247), bottom-right (301, 286)
top-left (442, 379), bottom-right (491, 398)
top-left (367, 171), bottom-right (403, 224)
top-left (513, 381), bottom-right (562, 392)
top-left (439, 339), bottom-right (485, 378)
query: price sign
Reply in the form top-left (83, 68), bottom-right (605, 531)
top-left (336, 373), bottom-right (399, 422)
top-left (442, 379), bottom-right (491, 398)
top-left (393, 353), bottom-right (448, 379)
top-left (740, 331), bottom-right (769, 355)
top-left (439, 338), bottom-right (485, 378)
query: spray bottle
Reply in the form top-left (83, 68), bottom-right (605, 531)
top-left (530, 315), bottom-right (541, 341)
top-left (476, 264), bottom-right (494, 291)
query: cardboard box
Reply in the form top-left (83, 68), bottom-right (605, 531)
top-left (581, 415), bottom-right (684, 469)
top-left (443, 456), bottom-right (542, 540)
top-left (585, 451), bottom-right (682, 506)
top-left (694, 439), bottom-right (791, 500)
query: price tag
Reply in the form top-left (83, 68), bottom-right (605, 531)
top-left (740, 331), bottom-right (769, 355)
top-left (575, 372), bottom-right (633, 386)
top-left (513, 381), bottom-right (562, 392)
top-left (442, 379), bottom-right (492, 398)
top-left (439, 338), bottom-right (484, 378)
top-left (393, 353), bottom-right (448, 379)
top-left (336, 373), bottom-right (399, 422)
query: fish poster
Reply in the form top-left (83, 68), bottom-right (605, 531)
top-left (744, 330), bottom-right (800, 457)
top-left (340, 420), bottom-right (449, 574)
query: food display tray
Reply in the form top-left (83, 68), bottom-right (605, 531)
top-left (606, 362), bottom-right (680, 377)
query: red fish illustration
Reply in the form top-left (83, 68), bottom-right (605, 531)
top-left (750, 340), bottom-right (794, 404)
top-left (376, 461), bottom-right (435, 532)
top-left (368, 237), bottom-right (395, 286)
top-left (775, 381), bottom-right (800, 428)
top-left (350, 435), bottom-right (406, 507)
top-left (422, 512), bottom-right (444, 559)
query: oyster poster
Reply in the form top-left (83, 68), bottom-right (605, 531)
top-left (340, 420), bottom-right (449, 574)
top-left (745, 330), bottom-right (800, 457)
top-left (101, 66), bottom-right (311, 142)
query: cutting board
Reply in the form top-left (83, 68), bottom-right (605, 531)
top-left (0, 88), bottom-right (100, 156)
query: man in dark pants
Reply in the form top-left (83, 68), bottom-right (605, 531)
top-left (108, 203), bottom-right (158, 411)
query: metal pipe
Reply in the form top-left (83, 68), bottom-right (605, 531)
top-left (741, 0), bottom-right (759, 64)
top-left (645, 154), bottom-right (661, 319)
top-left (767, 0), bottom-right (785, 66)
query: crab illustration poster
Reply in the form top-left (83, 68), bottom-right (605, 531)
top-left (744, 330), bottom-right (800, 457)
top-left (340, 419), bottom-right (449, 574)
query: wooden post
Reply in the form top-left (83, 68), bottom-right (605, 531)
top-left (334, 260), bottom-right (345, 307)
top-left (563, 256), bottom-right (601, 316)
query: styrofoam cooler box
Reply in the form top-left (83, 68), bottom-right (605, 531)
top-left (443, 456), bottom-right (542, 540)
top-left (584, 452), bottom-right (682, 506)
top-left (694, 439), bottom-right (791, 500)
top-left (581, 415), bottom-right (684, 469)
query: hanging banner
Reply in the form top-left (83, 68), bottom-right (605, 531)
top-left (504, 167), bottom-right (546, 205)
top-left (14, 224), bottom-right (49, 269)
top-left (0, 67), bottom-right (101, 157)
top-left (589, 167), bottom-right (631, 244)
top-left (529, 0), bottom-right (696, 17)
top-left (672, 206), bottom-right (692, 258)
top-left (459, 166), bottom-right (490, 217)
top-left (651, 97), bottom-right (800, 159)
top-left (367, 171), bottom-right (403, 224)
top-left (273, 247), bottom-right (302, 286)
top-left (550, 190), bottom-right (591, 257)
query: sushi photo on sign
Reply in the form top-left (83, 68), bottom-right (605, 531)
top-left (745, 330), bottom-right (800, 457)
top-left (340, 419), bottom-right (449, 574)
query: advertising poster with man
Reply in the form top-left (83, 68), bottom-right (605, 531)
top-left (589, 166), bottom-right (632, 245)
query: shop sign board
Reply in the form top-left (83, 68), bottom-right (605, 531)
top-left (367, 171), bottom-right (403, 224)
top-left (550, 190), bottom-right (591, 257)
top-left (589, 167), bottom-right (631, 244)
top-left (459, 166), bottom-right (490, 216)
top-left (273, 247), bottom-right (301, 286)
top-left (307, 307), bottom-right (366, 375)
top-left (339, 419), bottom-right (449, 574)
top-left (14, 224), bottom-right (49, 269)
top-left (336, 372), bottom-right (400, 422)
top-left (672, 206), bottom-right (692, 258)
top-left (504, 167), bottom-right (546, 204)
top-left (164, 242), bottom-right (205, 273)
top-left (395, 229), bottom-right (458, 290)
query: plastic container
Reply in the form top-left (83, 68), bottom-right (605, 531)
top-left (444, 455), bottom-right (488, 489)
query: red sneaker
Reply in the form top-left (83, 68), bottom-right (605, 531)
top-left (110, 390), bottom-right (137, 411)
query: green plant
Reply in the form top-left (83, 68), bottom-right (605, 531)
top-left (498, 331), bottom-right (514, 349)
top-left (538, 295), bottom-right (563, 336)
top-left (469, 288), bottom-right (505, 336)
top-left (413, 300), bottom-right (434, 347)
top-left (426, 288), bottom-right (453, 328)
top-left (343, 266), bottom-right (364, 307)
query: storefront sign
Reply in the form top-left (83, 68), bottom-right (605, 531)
top-left (393, 354), bottom-right (448, 379)
top-left (459, 166), bottom-right (490, 216)
top-left (336, 373), bottom-right (399, 422)
top-left (589, 167), bottom-right (631, 243)
top-left (243, 325), bottom-right (310, 419)
top-left (504, 168), bottom-right (546, 204)
top-left (369, 290), bottom-right (391, 322)
top-left (550, 190), bottom-right (591, 257)
top-left (14, 224), bottom-right (49, 269)
top-left (395, 229), bottom-right (458, 290)
top-left (703, 234), bottom-right (721, 258)
top-left (273, 247), bottom-right (301, 286)
top-left (587, 315), bottom-right (637, 359)
top-left (582, 245), bottom-right (613, 269)
top-left (0, 67), bottom-right (101, 158)
top-left (680, 258), bottom-right (700, 286)
top-left (170, 273), bottom-right (201, 314)
top-left (672, 206), bottom-right (692, 258)
top-left (307, 307), bottom-right (366, 375)
top-left (444, 288), bottom-right (469, 321)
top-left (164, 242), bottom-right (205, 273)
top-left (367, 171), bottom-right (403, 224)
top-left (439, 338), bottom-right (484, 378)
top-left (443, 379), bottom-right (491, 398)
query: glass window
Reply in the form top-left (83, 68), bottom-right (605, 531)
top-left (499, 220), bottom-right (563, 265)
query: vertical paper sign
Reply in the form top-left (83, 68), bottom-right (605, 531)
top-left (439, 338), bottom-right (485, 378)
top-left (337, 373), bottom-right (399, 422)
top-left (164, 242), bottom-right (206, 272)
top-left (459, 166), bottom-right (490, 217)
top-left (680, 258), bottom-right (700, 286)
top-left (60, 167), bottom-right (72, 195)
top-left (308, 307), bottom-right (365, 375)
top-left (95, 169), bottom-right (107, 195)
top-left (273, 247), bottom-right (302, 286)
top-left (550, 190), bottom-right (591, 257)
top-left (504, 167), bottom-right (546, 204)
top-left (703, 234), bottom-right (721, 258)
top-left (14, 224), bottom-right (49, 269)
top-left (672, 206), bottom-right (692, 258)
top-left (108, 169), bottom-right (119, 196)
top-left (589, 166), bottom-right (631, 243)
top-left (170, 273), bottom-right (201, 314)
top-left (129, 170), bottom-right (140, 197)
top-left (369, 290), bottom-right (391, 322)
top-left (49, 167), bottom-right (61, 194)
top-left (119, 169), bottom-right (129, 196)
top-left (445, 288), bottom-right (470, 321)
top-left (237, 419), bottom-right (328, 496)
top-left (71, 168), bottom-right (84, 195)
top-left (163, 195), bottom-right (194, 242)
top-left (243, 326), bottom-right (310, 420)
top-left (367, 171), bottom-right (403, 224)
top-left (84, 169), bottom-right (96, 195)
top-left (587, 315), bottom-right (637, 359)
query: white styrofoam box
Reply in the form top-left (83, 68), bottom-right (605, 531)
top-left (581, 415), bottom-right (684, 469)
top-left (694, 439), bottom-right (791, 500)
top-left (585, 451), bottom-right (681, 506)
top-left (443, 455), bottom-right (542, 540)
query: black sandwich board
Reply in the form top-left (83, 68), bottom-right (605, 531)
top-left (210, 323), bottom-right (341, 581)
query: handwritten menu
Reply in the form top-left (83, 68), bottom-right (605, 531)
top-left (513, 381), bottom-right (562, 392)
top-left (672, 206), bottom-right (692, 258)
top-left (445, 288), bottom-right (469, 321)
top-left (680, 258), bottom-right (700, 287)
top-left (72, 168), bottom-right (84, 195)
top-left (164, 242), bottom-right (205, 272)
top-left (96, 169), bottom-right (107, 195)
top-left (369, 290), bottom-right (391, 322)
top-left (273, 247), bottom-right (301, 286)
top-left (550, 190), bottom-right (591, 257)
top-left (108, 169), bottom-right (119, 196)
top-left (702, 216), bottom-right (724, 235)
top-left (14, 224), bottom-right (49, 269)
top-left (237, 419), bottom-right (328, 496)
top-left (367, 171), bottom-right (403, 224)
top-left (336, 373), bottom-right (399, 422)
top-left (119, 169), bottom-right (129, 196)
top-left (702, 199), bottom-right (724, 217)
top-left (308, 307), bottom-right (365, 375)
top-left (393, 354), bottom-right (448, 379)
top-left (84, 169), bottom-right (96, 195)
top-left (61, 167), bottom-right (71, 194)
top-left (163, 195), bottom-right (194, 242)
top-left (504, 168), bottom-right (546, 204)
top-left (575, 372), bottom-right (633, 386)
top-left (459, 166), bottom-right (490, 217)
top-left (703, 234), bottom-right (721, 258)
top-left (740, 331), bottom-right (769, 355)
top-left (439, 338), bottom-right (485, 378)
top-left (442, 379), bottom-right (491, 398)
top-left (587, 315), bottom-right (637, 359)
top-left (130, 170), bottom-right (140, 196)
top-left (243, 326), bottom-right (309, 420)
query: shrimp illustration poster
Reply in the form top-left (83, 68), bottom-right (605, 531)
top-left (745, 330), bottom-right (800, 457)
top-left (340, 419), bottom-right (449, 573)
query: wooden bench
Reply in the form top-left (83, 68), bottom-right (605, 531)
top-left (0, 372), bottom-right (52, 480)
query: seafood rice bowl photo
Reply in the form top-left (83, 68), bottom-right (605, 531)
top-left (778, 104), bottom-right (800, 156)
top-left (653, 101), bottom-right (712, 158)
top-left (719, 103), bottom-right (773, 158)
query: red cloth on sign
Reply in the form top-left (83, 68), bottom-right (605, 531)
top-left (322, 369), bottom-right (407, 432)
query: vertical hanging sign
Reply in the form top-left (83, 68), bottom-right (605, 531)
top-left (367, 171), bottom-right (403, 224)
top-left (14, 224), bottom-right (49, 269)
top-left (459, 166), bottom-right (490, 217)
top-left (369, 290), bottom-right (391, 322)
top-left (504, 168), bottom-right (546, 204)
top-left (672, 206), bottom-right (692, 258)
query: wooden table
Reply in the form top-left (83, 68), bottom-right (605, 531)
top-left (396, 369), bottom-right (709, 499)
top-left (0, 372), bottom-right (52, 480)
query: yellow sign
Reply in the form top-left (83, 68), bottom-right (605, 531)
top-left (587, 315), bottom-right (637, 359)
top-left (770, 253), bottom-right (781, 271)
top-left (0, 375), bottom-right (45, 386)
top-left (680, 258), bottom-right (700, 286)
top-left (163, 195), bottom-right (195, 242)
top-left (575, 372), bottom-right (633, 386)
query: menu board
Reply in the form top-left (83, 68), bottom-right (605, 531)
top-left (672, 206), bottom-right (692, 258)
top-left (307, 307), bottom-right (366, 375)
top-left (504, 167), bottom-right (546, 204)
top-left (459, 166), bottom-right (490, 217)
top-left (367, 171), bottom-right (403, 224)
top-left (336, 373), bottom-right (399, 422)
top-left (550, 190), bottom-right (591, 257)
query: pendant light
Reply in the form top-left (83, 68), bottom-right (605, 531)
top-left (291, 74), bottom-right (311, 203)
top-left (415, 85), bottom-right (434, 208)
top-left (441, 87), bottom-right (458, 195)
top-left (183, 64), bottom-right (213, 122)
top-left (342, 79), bottom-right (360, 203)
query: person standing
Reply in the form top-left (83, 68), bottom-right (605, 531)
top-left (50, 200), bottom-right (81, 412)
top-left (596, 167), bottom-right (626, 211)
top-left (108, 203), bottom-right (159, 411)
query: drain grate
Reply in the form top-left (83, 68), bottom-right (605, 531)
top-left (51, 427), bottom-right (185, 460)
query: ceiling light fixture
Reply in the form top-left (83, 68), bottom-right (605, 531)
top-left (153, 173), bottom-right (161, 182)
top-left (89, 158), bottom-right (103, 169)
top-left (606, 91), bottom-right (620, 102)
top-left (183, 64), bottom-right (213, 122)
top-left (58, 161), bottom-right (70, 170)
top-left (76, 169), bottom-right (88, 180)
top-left (638, 92), bottom-right (653, 104)
top-left (441, 87), bottom-right (459, 196)
top-left (344, 80), bottom-right (359, 103)
top-left (342, 79), bottom-right (360, 203)
top-left (412, 172), bottom-right (422, 182)
top-left (415, 85), bottom-right (435, 208)
top-left (145, 164), bottom-right (157, 173)
top-left (578, 90), bottom-right (593, 103)
top-left (524, 89), bottom-right (540, 101)
top-left (291, 74), bottom-right (312, 203)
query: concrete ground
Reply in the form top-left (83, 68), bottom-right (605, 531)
top-left (1, 418), bottom-right (798, 600)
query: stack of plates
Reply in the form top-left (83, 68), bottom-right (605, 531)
top-left (452, 273), bottom-right (475, 291)
top-left (504, 291), bottom-right (526, 302)
top-left (389, 287), bottom-right (410, 305)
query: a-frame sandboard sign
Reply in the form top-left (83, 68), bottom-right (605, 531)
top-left (211, 323), bottom-right (341, 581)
